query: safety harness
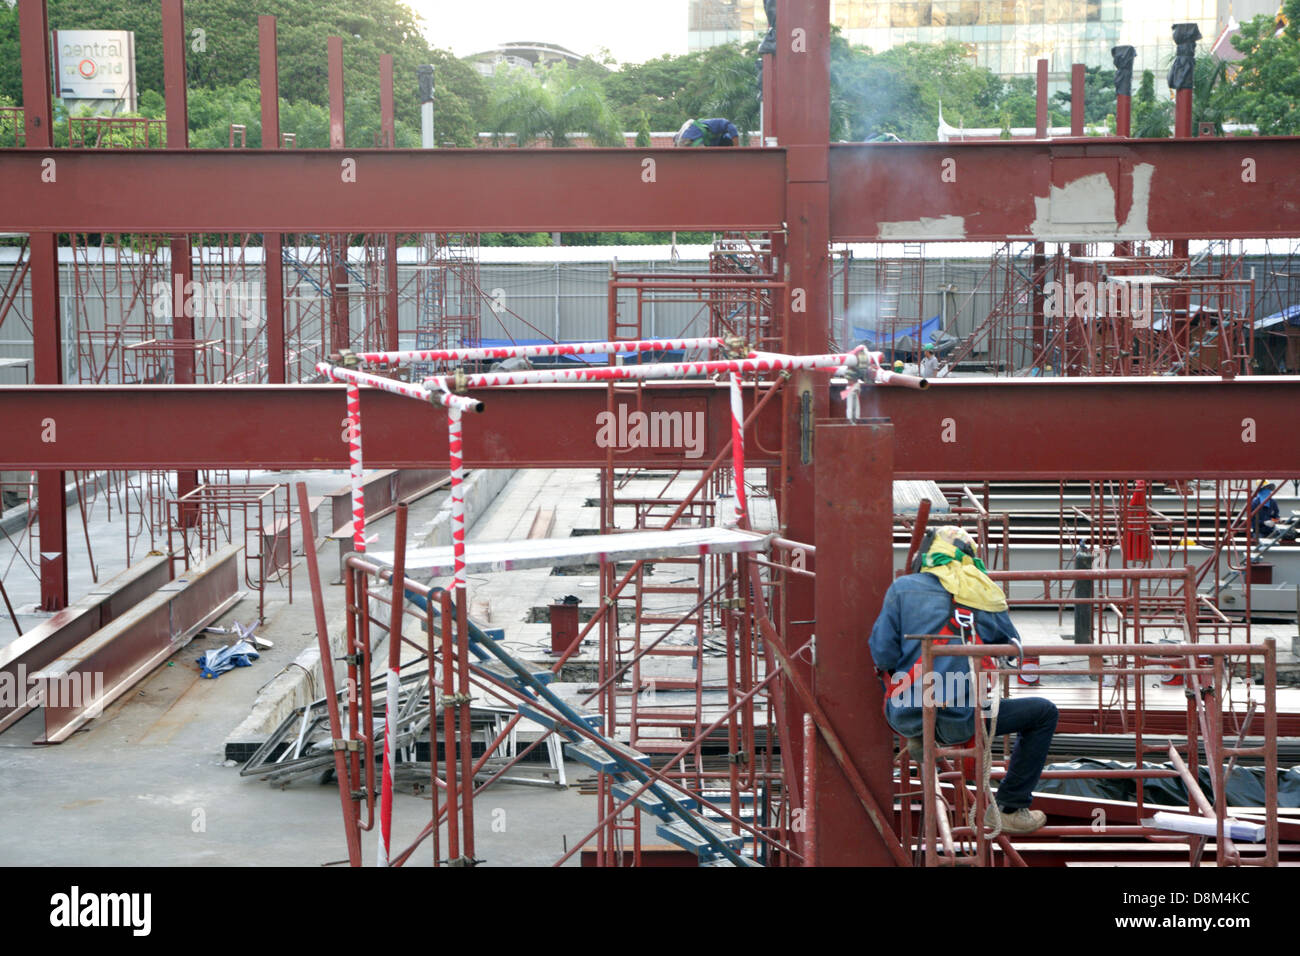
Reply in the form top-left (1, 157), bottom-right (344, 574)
top-left (883, 603), bottom-right (1004, 839)
top-left (882, 605), bottom-right (996, 711)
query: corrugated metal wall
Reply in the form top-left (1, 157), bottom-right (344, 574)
top-left (0, 248), bottom-right (1294, 380)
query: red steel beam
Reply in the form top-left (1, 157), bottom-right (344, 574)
top-left (813, 420), bottom-right (899, 865)
top-left (775, 0), bottom-right (833, 829)
top-left (4, 377), bottom-right (1298, 477)
top-left (7, 137), bottom-right (1299, 240)
top-left (0, 383), bottom-right (781, 471)
top-left (7, 137), bottom-right (1297, 240)
top-left (829, 138), bottom-right (1300, 242)
top-left (850, 376), bottom-right (1300, 479)
top-left (162, 0), bottom-right (198, 513)
top-left (327, 39), bottom-right (350, 356)
top-left (1071, 63), bottom-right (1085, 136)
top-left (19, 0), bottom-right (67, 609)
top-left (0, 149), bottom-right (788, 233)
top-left (259, 14), bottom-right (286, 384)
top-left (328, 36), bottom-right (345, 149)
top-left (1035, 59), bottom-right (1048, 138)
top-left (380, 54), bottom-right (399, 354)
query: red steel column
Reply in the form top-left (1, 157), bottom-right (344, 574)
top-left (328, 37), bottom-right (350, 355)
top-left (1032, 59), bottom-right (1049, 365)
top-left (761, 48), bottom-right (776, 143)
top-left (1173, 45), bottom-right (1194, 361)
top-left (814, 420), bottom-right (898, 865)
top-left (20, 0), bottom-right (67, 609)
top-left (1035, 58), bottom-right (1049, 138)
top-left (380, 54), bottom-right (400, 354)
top-left (775, 0), bottom-right (831, 841)
top-left (1070, 63), bottom-right (1086, 136)
top-left (163, 0), bottom-right (193, 385)
top-left (163, 0), bottom-right (199, 517)
top-left (260, 15), bottom-right (286, 383)
top-left (1068, 63), bottom-right (1086, 360)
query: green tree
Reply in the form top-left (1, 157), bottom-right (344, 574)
top-left (634, 111), bottom-right (652, 147)
top-left (0, 1), bottom-right (487, 147)
top-left (603, 52), bottom-right (699, 131)
top-left (834, 40), bottom-right (1006, 141)
top-left (1132, 69), bottom-right (1172, 137)
top-left (1218, 0), bottom-right (1300, 134)
top-left (487, 63), bottom-right (623, 147)
top-left (1052, 65), bottom-right (1117, 126)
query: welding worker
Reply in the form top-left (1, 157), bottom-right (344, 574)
top-left (1250, 480), bottom-right (1283, 543)
top-left (673, 118), bottom-right (740, 147)
top-left (869, 526), bottom-right (1058, 834)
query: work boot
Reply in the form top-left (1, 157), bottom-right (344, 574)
top-left (998, 807), bottom-right (1047, 834)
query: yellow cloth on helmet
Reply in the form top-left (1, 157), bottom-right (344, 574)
top-left (918, 526), bottom-right (1008, 613)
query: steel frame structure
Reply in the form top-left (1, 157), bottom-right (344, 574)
top-left (4, 0), bottom-right (1300, 865)
top-left (913, 636), bottom-right (1279, 868)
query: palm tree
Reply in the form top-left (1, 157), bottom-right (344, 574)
top-left (488, 63), bottom-right (624, 148)
top-left (1191, 54), bottom-right (1228, 135)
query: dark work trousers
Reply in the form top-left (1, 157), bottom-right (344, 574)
top-left (987, 697), bottom-right (1059, 810)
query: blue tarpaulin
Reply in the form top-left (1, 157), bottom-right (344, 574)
top-left (852, 315), bottom-right (943, 352)
top-left (1254, 304), bottom-right (1300, 331)
top-left (196, 640), bottom-right (260, 679)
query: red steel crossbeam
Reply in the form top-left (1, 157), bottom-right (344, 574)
top-left (829, 138), bottom-right (1300, 242)
top-left (0, 148), bottom-right (787, 234)
top-left (4, 377), bottom-right (1299, 477)
top-left (4, 138), bottom-right (1300, 240)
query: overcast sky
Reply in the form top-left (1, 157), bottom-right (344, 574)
top-left (410, 0), bottom-right (690, 64)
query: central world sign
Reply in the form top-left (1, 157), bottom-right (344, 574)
top-left (51, 29), bottom-right (137, 111)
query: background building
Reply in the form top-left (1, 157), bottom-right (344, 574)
top-left (466, 40), bottom-right (586, 77)
top-left (688, 1), bottom-right (1281, 95)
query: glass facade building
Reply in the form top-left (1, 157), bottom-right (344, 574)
top-left (687, 1), bottom-right (1268, 95)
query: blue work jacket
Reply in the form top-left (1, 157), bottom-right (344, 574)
top-left (868, 572), bottom-right (1020, 743)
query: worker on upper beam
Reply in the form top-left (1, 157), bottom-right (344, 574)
top-left (869, 526), bottom-right (1058, 835)
top-left (673, 118), bottom-right (740, 147)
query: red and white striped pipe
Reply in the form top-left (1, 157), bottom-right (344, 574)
top-left (377, 505), bottom-right (408, 868)
top-left (377, 661), bottom-right (398, 866)
top-left (346, 384), bottom-right (365, 554)
top-left (319, 362), bottom-right (485, 412)
top-left (420, 351), bottom-right (886, 390)
top-left (318, 361), bottom-right (437, 404)
top-left (352, 336), bottom-right (727, 367)
top-left (446, 405), bottom-right (467, 592)
top-left (729, 375), bottom-right (747, 525)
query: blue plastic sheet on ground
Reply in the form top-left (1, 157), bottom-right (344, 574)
top-left (196, 640), bottom-right (260, 679)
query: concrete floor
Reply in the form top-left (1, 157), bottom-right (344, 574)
top-left (0, 468), bottom-right (661, 866)
top-left (0, 467), bottom-right (1296, 866)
